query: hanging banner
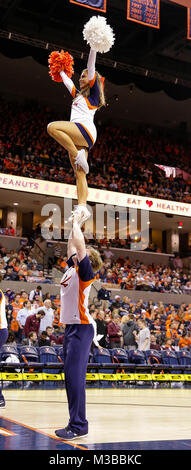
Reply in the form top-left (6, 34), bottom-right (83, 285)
top-left (127, 0), bottom-right (160, 29)
top-left (169, 0), bottom-right (191, 6)
top-left (188, 8), bottom-right (191, 39)
top-left (69, 0), bottom-right (107, 12)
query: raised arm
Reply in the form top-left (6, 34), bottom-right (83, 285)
top-left (67, 229), bottom-right (77, 259)
top-left (87, 48), bottom-right (97, 82)
top-left (60, 70), bottom-right (76, 98)
top-left (71, 220), bottom-right (86, 262)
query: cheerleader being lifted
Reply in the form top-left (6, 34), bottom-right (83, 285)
top-left (47, 16), bottom-right (115, 226)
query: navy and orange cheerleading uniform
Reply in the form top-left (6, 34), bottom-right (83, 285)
top-left (59, 254), bottom-right (96, 435)
top-left (60, 49), bottom-right (100, 149)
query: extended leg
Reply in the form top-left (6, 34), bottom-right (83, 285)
top-left (69, 148), bottom-right (88, 207)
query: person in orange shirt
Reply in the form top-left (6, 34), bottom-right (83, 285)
top-left (185, 310), bottom-right (191, 322)
top-left (19, 291), bottom-right (29, 307)
top-left (13, 261), bottom-right (21, 272)
top-left (11, 294), bottom-right (22, 319)
top-left (60, 258), bottom-right (67, 270)
top-left (53, 294), bottom-right (60, 308)
top-left (10, 318), bottom-right (19, 334)
top-left (178, 333), bottom-right (191, 350)
top-left (165, 311), bottom-right (178, 330)
top-left (53, 307), bottom-right (61, 328)
top-left (166, 321), bottom-right (180, 340)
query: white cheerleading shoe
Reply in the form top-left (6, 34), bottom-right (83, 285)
top-left (75, 149), bottom-right (89, 174)
top-left (68, 205), bottom-right (91, 226)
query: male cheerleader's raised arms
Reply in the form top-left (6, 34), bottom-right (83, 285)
top-left (47, 16), bottom-right (115, 226)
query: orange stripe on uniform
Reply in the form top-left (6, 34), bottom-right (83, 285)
top-left (84, 96), bottom-right (98, 110)
top-left (71, 85), bottom-right (76, 98)
top-left (78, 277), bottom-right (96, 324)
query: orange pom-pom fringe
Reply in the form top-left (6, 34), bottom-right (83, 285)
top-left (48, 50), bottom-right (74, 82)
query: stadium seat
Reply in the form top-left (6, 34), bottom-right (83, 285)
top-left (145, 349), bottom-right (162, 365)
top-left (54, 345), bottom-right (64, 363)
top-left (0, 345), bottom-right (19, 360)
top-left (93, 347), bottom-right (113, 373)
top-left (19, 346), bottom-right (39, 363)
top-left (161, 350), bottom-right (179, 366)
top-left (110, 348), bottom-right (129, 364)
top-left (176, 350), bottom-right (191, 366)
top-left (39, 346), bottom-right (61, 373)
top-left (128, 349), bottom-right (146, 365)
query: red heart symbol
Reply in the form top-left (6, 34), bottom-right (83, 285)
top-left (146, 200), bottom-right (153, 208)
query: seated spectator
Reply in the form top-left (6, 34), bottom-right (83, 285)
top-left (4, 267), bottom-right (19, 281)
top-left (161, 338), bottom-right (175, 351)
top-left (150, 333), bottom-right (161, 351)
top-left (6, 331), bottom-right (17, 346)
top-left (38, 331), bottom-right (51, 347)
top-left (110, 295), bottom-right (122, 312)
top-left (97, 284), bottom-right (111, 309)
top-left (166, 320), bottom-right (179, 341)
top-left (22, 331), bottom-right (39, 347)
top-left (46, 326), bottom-right (64, 345)
top-left (178, 331), bottom-right (191, 350)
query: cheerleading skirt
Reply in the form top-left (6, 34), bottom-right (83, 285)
top-left (74, 121), bottom-right (97, 150)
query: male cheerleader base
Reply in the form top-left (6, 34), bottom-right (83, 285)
top-left (55, 218), bottom-right (102, 440)
top-left (0, 289), bottom-right (8, 407)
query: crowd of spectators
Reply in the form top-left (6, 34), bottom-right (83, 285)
top-left (0, 242), bottom-right (191, 295)
top-left (4, 287), bottom-right (63, 347)
top-left (3, 285), bottom-right (191, 353)
top-left (0, 97), bottom-right (191, 203)
top-left (0, 244), bottom-right (53, 284)
top-left (96, 260), bottom-right (191, 294)
top-left (0, 239), bottom-right (189, 353)
top-left (0, 244), bottom-right (190, 353)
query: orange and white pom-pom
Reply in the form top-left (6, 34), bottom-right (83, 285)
top-left (48, 50), bottom-right (74, 82)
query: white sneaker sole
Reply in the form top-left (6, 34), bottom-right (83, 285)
top-left (64, 433), bottom-right (88, 441)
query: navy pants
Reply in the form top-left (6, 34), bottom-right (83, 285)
top-left (0, 328), bottom-right (8, 400)
top-left (63, 324), bottom-right (94, 434)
